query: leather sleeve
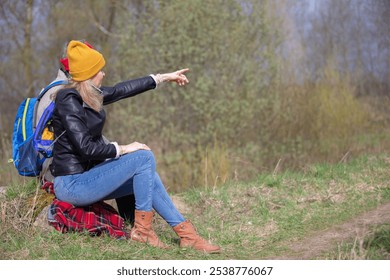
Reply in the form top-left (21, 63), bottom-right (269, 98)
top-left (55, 90), bottom-right (117, 160)
top-left (101, 76), bottom-right (156, 105)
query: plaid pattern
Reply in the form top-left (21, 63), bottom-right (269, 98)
top-left (41, 179), bottom-right (55, 194)
top-left (43, 180), bottom-right (127, 238)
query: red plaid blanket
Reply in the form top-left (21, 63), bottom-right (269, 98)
top-left (42, 181), bottom-right (127, 239)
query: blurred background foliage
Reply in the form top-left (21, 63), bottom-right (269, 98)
top-left (0, 0), bottom-right (389, 191)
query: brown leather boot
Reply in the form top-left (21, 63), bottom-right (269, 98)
top-left (173, 220), bottom-right (221, 253)
top-left (130, 210), bottom-right (168, 249)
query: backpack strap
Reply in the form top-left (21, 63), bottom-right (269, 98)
top-left (34, 80), bottom-right (68, 131)
top-left (37, 80), bottom-right (68, 101)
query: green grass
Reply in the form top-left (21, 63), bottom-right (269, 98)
top-left (0, 154), bottom-right (389, 260)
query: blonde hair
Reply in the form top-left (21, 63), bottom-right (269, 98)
top-left (52, 80), bottom-right (103, 112)
top-left (77, 80), bottom-right (103, 112)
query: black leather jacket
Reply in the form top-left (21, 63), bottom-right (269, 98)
top-left (50, 76), bottom-right (156, 177)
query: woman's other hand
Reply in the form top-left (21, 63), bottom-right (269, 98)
top-left (121, 142), bottom-right (151, 155)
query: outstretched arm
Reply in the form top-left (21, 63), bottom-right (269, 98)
top-left (102, 68), bottom-right (190, 105)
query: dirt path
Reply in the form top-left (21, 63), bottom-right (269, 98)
top-left (270, 202), bottom-right (390, 259)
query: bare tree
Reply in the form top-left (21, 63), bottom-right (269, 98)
top-left (0, 0), bottom-right (35, 98)
top-left (284, 0), bottom-right (389, 95)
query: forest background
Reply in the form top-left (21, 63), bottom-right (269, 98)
top-left (0, 0), bottom-right (389, 192)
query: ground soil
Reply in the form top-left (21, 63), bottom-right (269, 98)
top-left (30, 193), bottom-right (390, 259)
top-left (268, 202), bottom-right (390, 259)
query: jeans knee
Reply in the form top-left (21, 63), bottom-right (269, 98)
top-left (138, 150), bottom-right (156, 171)
top-left (142, 150), bottom-right (155, 162)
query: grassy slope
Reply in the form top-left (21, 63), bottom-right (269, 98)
top-left (0, 154), bottom-right (389, 260)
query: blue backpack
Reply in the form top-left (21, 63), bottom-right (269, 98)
top-left (11, 80), bottom-right (67, 176)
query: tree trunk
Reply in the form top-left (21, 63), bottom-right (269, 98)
top-left (24, 0), bottom-right (34, 96)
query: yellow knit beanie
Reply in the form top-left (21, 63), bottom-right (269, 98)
top-left (67, 40), bottom-right (106, 81)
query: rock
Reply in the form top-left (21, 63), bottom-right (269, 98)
top-left (0, 186), bottom-right (7, 197)
top-left (104, 199), bottom-right (118, 211)
top-left (33, 205), bottom-right (53, 231)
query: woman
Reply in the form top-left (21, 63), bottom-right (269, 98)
top-left (50, 40), bottom-right (220, 253)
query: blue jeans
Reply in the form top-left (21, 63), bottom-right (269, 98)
top-left (53, 150), bottom-right (185, 227)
